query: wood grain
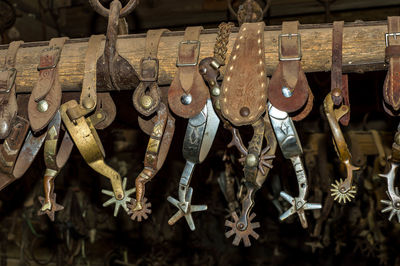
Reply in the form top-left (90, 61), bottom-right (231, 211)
top-left (0, 21), bottom-right (388, 93)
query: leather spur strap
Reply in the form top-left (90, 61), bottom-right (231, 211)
top-left (383, 16), bottom-right (400, 116)
top-left (28, 37), bottom-right (68, 132)
top-left (220, 22), bottom-right (267, 126)
top-left (268, 21), bottom-right (313, 121)
top-left (0, 42), bottom-right (31, 190)
top-left (168, 26), bottom-right (209, 118)
top-left (0, 41), bottom-right (23, 139)
top-left (133, 29), bottom-right (168, 116)
top-left (331, 21), bottom-right (350, 126)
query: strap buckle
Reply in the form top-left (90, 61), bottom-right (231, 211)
top-left (278, 33), bottom-right (302, 61)
top-left (0, 68), bottom-right (17, 94)
top-left (385, 32), bottom-right (400, 47)
top-left (140, 57), bottom-right (159, 82)
top-left (37, 47), bottom-right (61, 71)
top-left (176, 40), bottom-right (201, 67)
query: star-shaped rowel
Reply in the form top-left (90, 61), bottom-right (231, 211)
top-left (381, 188), bottom-right (400, 223)
top-left (102, 177), bottom-right (136, 217)
top-left (279, 191), bottom-right (321, 228)
top-left (37, 193), bottom-right (64, 222)
top-left (167, 187), bottom-right (207, 231)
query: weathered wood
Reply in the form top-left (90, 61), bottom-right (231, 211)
top-left (0, 20), bottom-right (389, 93)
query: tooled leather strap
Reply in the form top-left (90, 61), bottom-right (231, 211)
top-left (0, 41), bottom-right (23, 139)
top-left (220, 22), bottom-right (267, 126)
top-left (268, 21), bottom-right (313, 120)
top-left (331, 21), bottom-right (350, 126)
top-left (28, 37), bottom-right (68, 132)
top-left (133, 29), bottom-right (168, 116)
top-left (383, 16), bottom-right (400, 116)
top-left (168, 26), bottom-right (209, 118)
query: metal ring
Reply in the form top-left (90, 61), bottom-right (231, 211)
top-left (89, 0), bottom-right (139, 18)
top-left (227, 0), bottom-right (271, 19)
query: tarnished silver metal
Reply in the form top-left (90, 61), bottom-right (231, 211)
top-left (102, 177), bottom-right (136, 217)
top-left (167, 99), bottom-right (219, 230)
top-left (380, 162), bottom-right (400, 222)
top-left (180, 94), bottom-right (192, 105)
top-left (268, 102), bottom-right (321, 228)
top-left (37, 100), bottom-right (49, 113)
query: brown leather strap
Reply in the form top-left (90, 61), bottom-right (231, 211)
top-left (331, 21), bottom-right (344, 105)
top-left (220, 22), bottom-right (267, 126)
top-left (383, 16), bottom-right (400, 115)
top-left (28, 37), bottom-right (68, 132)
top-left (133, 29), bottom-right (168, 116)
top-left (268, 21), bottom-right (312, 118)
top-left (80, 35), bottom-right (104, 112)
top-left (66, 35), bottom-right (105, 122)
top-left (330, 21), bottom-right (350, 125)
top-left (168, 26), bottom-right (209, 118)
top-left (0, 41), bottom-right (23, 139)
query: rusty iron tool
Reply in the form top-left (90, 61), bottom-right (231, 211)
top-left (167, 99), bottom-right (219, 231)
top-left (268, 102), bottom-right (321, 228)
top-left (323, 92), bottom-right (359, 204)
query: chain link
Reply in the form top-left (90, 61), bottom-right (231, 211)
top-left (213, 22), bottom-right (235, 66)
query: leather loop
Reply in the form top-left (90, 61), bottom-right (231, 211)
top-left (133, 29), bottom-right (168, 116)
top-left (168, 26), bottom-right (209, 118)
top-left (268, 21), bottom-right (311, 116)
top-left (28, 37), bottom-right (68, 132)
top-left (383, 16), bottom-right (400, 115)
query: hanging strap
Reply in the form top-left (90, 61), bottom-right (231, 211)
top-left (168, 26), bottom-right (209, 118)
top-left (0, 41), bottom-right (23, 139)
top-left (28, 37), bottom-right (68, 132)
top-left (331, 21), bottom-right (350, 126)
top-left (268, 21), bottom-right (313, 121)
top-left (383, 16), bottom-right (400, 116)
top-left (133, 29), bottom-right (168, 116)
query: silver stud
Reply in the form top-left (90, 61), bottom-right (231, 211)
top-left (37, 100), bottom-right (49, 112)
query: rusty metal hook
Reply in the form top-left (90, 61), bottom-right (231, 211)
top-left (89, 0), bottom-right (139, 18)
top-left (227, 0), bottom-right (271, 21)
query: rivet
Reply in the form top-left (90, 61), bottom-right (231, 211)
top-left (37, 100), bottom-right (49, 113)
top-left (141, 95), bottom-right (153, 109)
top-left (181, 94), bottom-right (192, 105)
top-left (281, 86), bottom-right (293, 98)
top-left (245, 154), bottom-right (258, 167)
top-left (211, 87), bottom-right (220, 96)
top-left (240, 107), bottom-right (250, 117)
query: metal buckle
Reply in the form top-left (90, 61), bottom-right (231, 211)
top-left (176, 40), bottom-right (201, 67)
top-left (0, 68), bottom-right (16, 94)
top-left (37, 47), bottom-right (61, 71)
top-left (278, 33), bottom-right (302, 61)
top-left (385, 32), bottom-right (400, 47)
top-left (140, 57), bottom-right (159, 82)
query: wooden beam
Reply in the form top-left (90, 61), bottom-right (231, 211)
top-left (0, 20), bottom-right (388, 93)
